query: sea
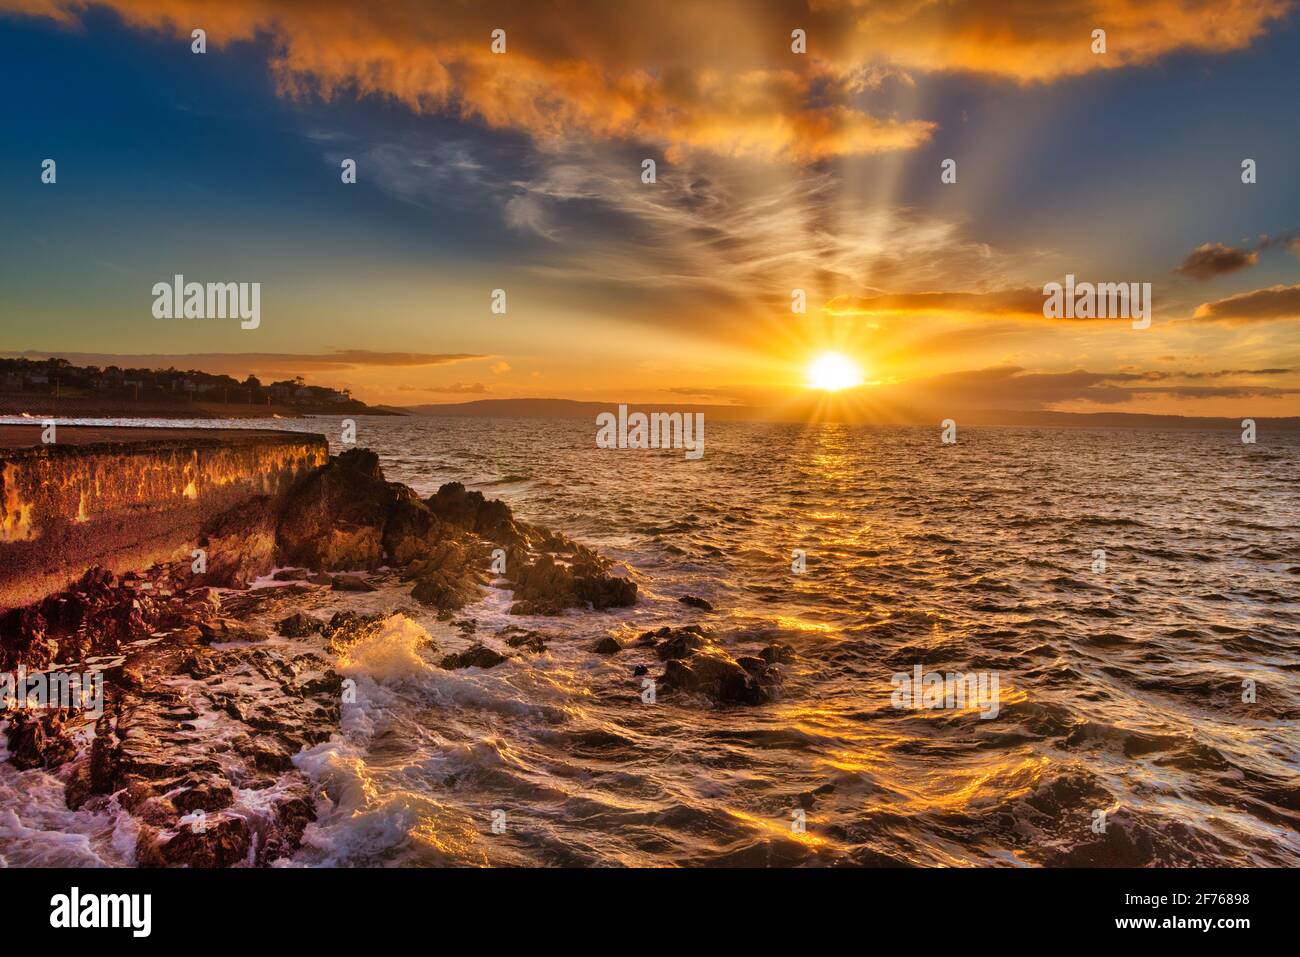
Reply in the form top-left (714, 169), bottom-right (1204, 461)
top-left (2, 414), bottom-right (1298, 866)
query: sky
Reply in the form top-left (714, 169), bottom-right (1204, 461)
top-left (2, 0), bottom-right (1299, 416)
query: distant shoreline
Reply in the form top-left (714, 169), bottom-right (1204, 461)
top-left (400, 398), bottom-right (1300, 432)
top-left (0, 394), bottom-right (403, 419)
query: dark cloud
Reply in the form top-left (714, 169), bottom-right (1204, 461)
top-left (5, 350), bottom-right (485, 373)
top-left (886, 365), bottom-right (1300, 410)
top-left (1175, 242), bottom-right (1260, 279)
top-left (1192, 285), bottom-right (1300, 323)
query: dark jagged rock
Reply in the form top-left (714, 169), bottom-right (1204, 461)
top-left (407, 540), bottom-right (487, 612)
top-left (0, 566), bottom-right (169, 671)
top-left (507, 554), bottom-right (636, 615)
top-left (440, 643), bottom-right (509, 670)
top-left (507, 554), bottom-right (576, 615)
top-left (272, 568), bottom-right (310, 582)
top-left (277, 612), bottom-right (323, 638)
top-left (760, 643), bottom-right (795, 664)
top-left (659, 652), bottom-right (775, 706)
top-left (382, 490), bottom-right (447, 565)
top-left (574, 569), bottom-right (637, 610)
top-left (499, 626), bottom-right (550, 653)
top-left (426, 482), bottom-right (526, 546)
top-left (322, 611), bottom-right (391, 642)
top-left (7, 710), bottom-right (78, 770)
top-left (276, 448), bottom-right (406, 571)
top-left (652, 626), bottom-right (711, 661)
top-left (679, 595), bottom-right (714, 611)
top-left (591, 636), bottom-right (622, 655)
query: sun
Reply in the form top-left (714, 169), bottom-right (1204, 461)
top-left (806, 352), bottom-right (864, 391)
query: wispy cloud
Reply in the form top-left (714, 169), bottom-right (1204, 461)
top-left (398, 382), bottom-right (491, 394)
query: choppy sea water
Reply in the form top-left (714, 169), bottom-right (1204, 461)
top-left (3, 414), bottom-right (1298, 866)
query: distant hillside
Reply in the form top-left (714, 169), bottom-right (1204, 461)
top-left (402, 398), bottom-right (1300, 431)
top-left (0, 356), bottom-right (400, 418)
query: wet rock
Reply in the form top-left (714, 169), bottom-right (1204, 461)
top-left (0, 566), bottom-right (161, 670)
top-left (137, 814), bottom-right (251, 868)
top-left (248, 738), bottom-right (296, 772)
top-left (263, 781), bottom-right (317, 863)
top-left (272, 568), bottom-right (310, 582)
top-left (759, 643), bottom-right (795, 664)
top-left (307, 573), bottom-right (334, 586)
top-left (591, 636), bottom-right (622, 655)
top-left (407, 540), bottom-right (487, 612)
top-left (659, 651), bottom-right (774, 706)
top-left (6, 711), bottom-right (78, 770)
top-left (679, 595), bottom-right (714, 612)
top-left (193, 497), bottom-right (279, 589)
top-left (322, 611), bottom-right (387, 642)
top-left (169, 776), bottom-right (235, 814)
top-left (507, 554), bottom-right (575, 615)
top-left (277, 612), bottom-right (323, 638)
top-left (508, 554), bottom-right (636, 615)
top-left (633, 664), bottom-right (649, 677)
top-left (498, 626), bottom-right (549, 653)
top-left (439, 643), bottom-right (508, 670)
top-left (331, 574), bottom-right (378, 593)
top-left (574, 568), bottom-right (637, 610)
top-left (653, 626), bottom-right (711, 661)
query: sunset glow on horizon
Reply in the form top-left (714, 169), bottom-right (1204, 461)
top-left (1, 0), bottom-right (1297, 419)
top-left (806, 352), bottom-right (866, 392)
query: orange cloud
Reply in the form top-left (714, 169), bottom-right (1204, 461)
top-left (6, 0), bottom-right (934, 160)
top-left (818, 0), bottom-right (1291, 82)
top-left (10, 0), bottom-right (1284, 159)
top-left (825, 289), bottom-right (1047, 320)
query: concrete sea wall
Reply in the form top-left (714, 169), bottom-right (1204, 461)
top-left (0, 426), bottom-right (328, 609)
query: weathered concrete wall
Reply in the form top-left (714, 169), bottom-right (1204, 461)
top-left (0, 427), bottom-right (328, 609)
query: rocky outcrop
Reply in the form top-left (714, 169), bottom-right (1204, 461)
top-left (425, 481), bottom-right (526, 546)
top-left (0, 566), bottom-right (182, 671)
top-left (0, 440), bottom-right (642, 866)
top-left (506, 552), bottom-right (636, 615)
top-left (406, 540), bottom-right (489, 614)
top-left (276, 448), bottom-right (402, 571)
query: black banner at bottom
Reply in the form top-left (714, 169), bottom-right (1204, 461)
top-left (0, 866), bottom-right (1277, 944)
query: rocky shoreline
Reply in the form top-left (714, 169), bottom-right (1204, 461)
top-left (0, 446), bottom-right (784, 866)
